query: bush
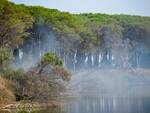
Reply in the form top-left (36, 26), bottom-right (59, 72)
top-left (0, 47), bottom-right (13, 71)
top-left (42, 53), bottom-right (63, 66)
top-left (2, 53), bottom-right (71, 102)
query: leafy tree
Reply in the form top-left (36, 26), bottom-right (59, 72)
top-left (0, 47), bottom-right (13, 71)
top-left (0, 0), bottom-right (34, 48)
top-left (42, 52), bottom-right (63, 66)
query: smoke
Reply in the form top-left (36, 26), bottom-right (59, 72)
top-left (70, 69), bottom-right (150, 98)
top-left (11, 24), bottom-right (150, 113)
top-left (12, 23), bottom-right (150, 71)
top-left (13, 26), bottom-right (62, 71)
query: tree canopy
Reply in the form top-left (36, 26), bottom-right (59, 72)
top-left (0, 0), bottom-right (150, 50)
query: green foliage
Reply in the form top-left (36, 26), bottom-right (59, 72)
top-left (0, 0), bottom-right (7, 15)
top-left (43, 53), bottom-right (63, 66)
top-left (0, 47), bottom-right (13, 71)
top-left (4, 68), bottom-right (24, 81)
top-left (1, 0), bottom-right (150, 50)
top-left (0, 0), bottom-right (34, 47)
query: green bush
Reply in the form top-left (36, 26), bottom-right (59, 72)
top-left (0, 47), bottom-right (13, 71)
top-left (42, 53), bottom-right (63, 66)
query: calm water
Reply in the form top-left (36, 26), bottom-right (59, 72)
top-left (47, 70), bottom-right (150, 113)
top-left (8, 96), bottom-right (150, 113)
top-left (64, 96), bottom-right (150, 113)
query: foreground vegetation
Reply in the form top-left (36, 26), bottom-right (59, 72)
top-left (0, 76), bottom-right (15, 104)
top-left (0, 52), bottom-right (71, 105)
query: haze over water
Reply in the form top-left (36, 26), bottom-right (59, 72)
top-left (21, 70), bottom-right (150, 113)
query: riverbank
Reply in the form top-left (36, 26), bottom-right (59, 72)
top-left (1, 68), bottom-right (150, 112)
top-left (0, 100), bottom-right (67, 113)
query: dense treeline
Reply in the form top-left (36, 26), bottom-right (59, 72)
top-left (0, 0), bottom-right (150, 103)
top-left (1, 0), bottom-right (150, 50)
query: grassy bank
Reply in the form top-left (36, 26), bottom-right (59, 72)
top-left (0, 76), bottom-right (15, 107)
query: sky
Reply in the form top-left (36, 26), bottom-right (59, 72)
top-left (11, 0), bottom-right (150, 16)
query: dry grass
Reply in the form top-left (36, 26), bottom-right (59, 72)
top-left (52, 66), bottom-right (71, 81)
top-left (0, 76), bottom-right (15, 106)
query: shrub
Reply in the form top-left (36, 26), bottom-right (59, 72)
top-left (0, 47), bottom-right (13, 71)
